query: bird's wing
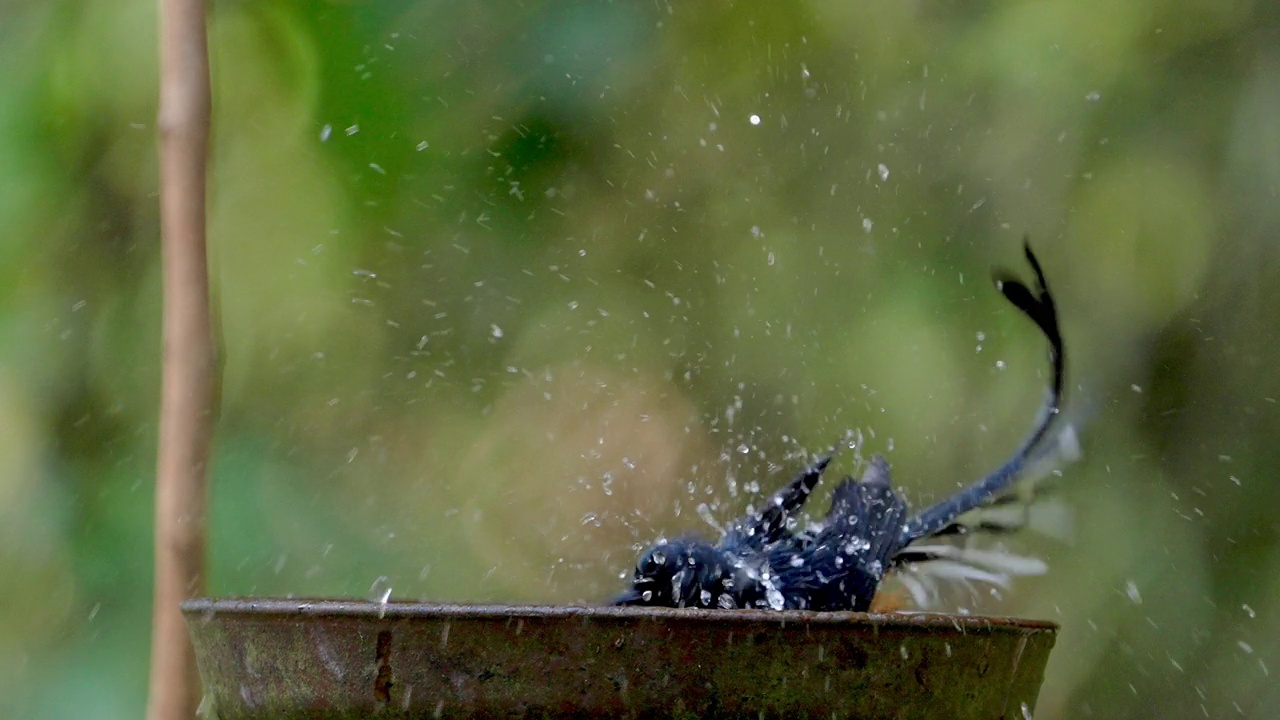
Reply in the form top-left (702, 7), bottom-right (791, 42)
top-left (721, 455), bottom-right (831, 553)
top-left (768, 455), bottom-right (910, 610)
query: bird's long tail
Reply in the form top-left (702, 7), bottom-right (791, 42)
top-left (901, 241), bottom-right (1066, 544)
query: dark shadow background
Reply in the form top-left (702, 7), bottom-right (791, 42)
top-left (2, 1), bottom-right (1279, 717)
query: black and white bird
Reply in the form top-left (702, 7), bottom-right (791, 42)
top-left (615, 243), bottom-right (1075, 612)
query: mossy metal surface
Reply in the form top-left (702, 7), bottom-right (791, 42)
top-left (183, 598), bottom-right (1055, 719)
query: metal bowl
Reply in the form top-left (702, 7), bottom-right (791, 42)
top-left (183, 598), bottom-right (1055, 719)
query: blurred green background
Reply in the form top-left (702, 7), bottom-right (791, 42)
top-left (3, 0), bottom-right (1280, 717)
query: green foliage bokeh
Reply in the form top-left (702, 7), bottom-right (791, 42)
top-left (2, 0), bottom-right (1280, 718)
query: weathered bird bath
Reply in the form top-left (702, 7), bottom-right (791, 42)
top-left (183, 598), bottom-right (1054, 719)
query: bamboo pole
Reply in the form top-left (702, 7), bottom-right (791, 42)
top-left (147, 0), bottom-right (215, 716)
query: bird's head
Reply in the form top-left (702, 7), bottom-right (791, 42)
top-left (615, 538), bottom-right (726, 608)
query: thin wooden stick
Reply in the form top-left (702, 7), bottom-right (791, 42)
top-left (147, 0), bottom-right (214, 716)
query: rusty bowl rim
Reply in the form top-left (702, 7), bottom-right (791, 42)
top-left (181, 596), bottom-right (1057, 634)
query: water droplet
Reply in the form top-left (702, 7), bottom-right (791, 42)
top-left (842, 537), bottom-right (871, 555)
top-left (764, 581), bottom-right (785, 610)
top-left (369, 577), bottom-right (393, 617)
top-left (696, 503), bottom-right (721, 532)
top-left (1125, 580), bottom-right (1142, 604)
